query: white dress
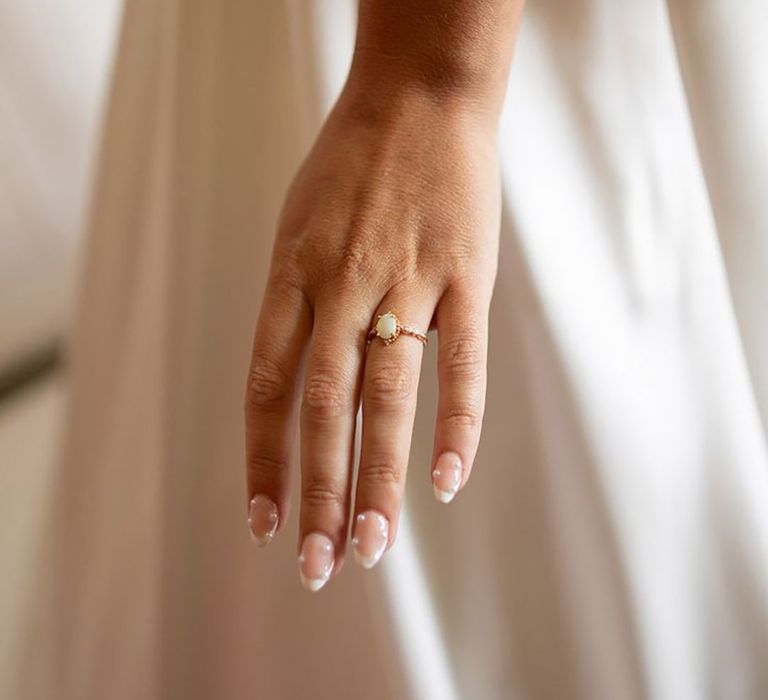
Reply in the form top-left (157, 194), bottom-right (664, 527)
top-left (13, 1), bottom-right (768, 698)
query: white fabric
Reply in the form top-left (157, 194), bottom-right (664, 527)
top-left (0, 0), bottom-right (120, 370)
top-left (9, 1), bottom-right (768, 698)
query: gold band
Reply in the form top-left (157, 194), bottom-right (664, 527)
top-left (367, 312), bottom-right (427, 347)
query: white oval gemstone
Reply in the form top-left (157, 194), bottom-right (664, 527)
top-left (376, 313), bottom-right (398, 340)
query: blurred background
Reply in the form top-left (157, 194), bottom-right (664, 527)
top-left (3, 2), bottom-right (768, 698)
top-left (0, 0), bottom-right (122, 676)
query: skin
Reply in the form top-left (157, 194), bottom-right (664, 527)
top-left (245, 0), bottom-right (525, 582)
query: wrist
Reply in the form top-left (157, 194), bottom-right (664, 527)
top-left (349, 1), bottom-right (522, 124)
top-left (342, 54), bottom-right (505, 136)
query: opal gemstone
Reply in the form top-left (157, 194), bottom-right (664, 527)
top-left (375, 313), bottom-right (398, 340)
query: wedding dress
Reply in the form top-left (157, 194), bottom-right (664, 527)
top-left (12, 2), bottom-right (768, 698)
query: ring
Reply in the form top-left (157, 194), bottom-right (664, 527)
top-left (367, 311), bottom-right (428, 347)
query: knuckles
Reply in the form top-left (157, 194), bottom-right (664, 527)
top-left (246, 356), bottom-right (293, 412)
top-left (358, 460), bottom-right (403, 487)
top-left (246, 452), bottom-right (289, 478)
top-left (302, 368), bottom-right (353, 420)
top-left (442, 403), bottom-right (484, 431)
top-left (440, 337), bottom-right (485, 382)
top-left (295, 222), bottom-right (424, 299)
top-left (284, 219), bottom-right (489, 303)
top-left (333, 227), bottom-right (381, 288)
top-left (364, 363), bottom-right (414, 409)
top-left (302, 477), bottom-right (347, 510)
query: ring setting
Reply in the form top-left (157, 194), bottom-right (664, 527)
top-left (367, 311), bottom-right (427, 347)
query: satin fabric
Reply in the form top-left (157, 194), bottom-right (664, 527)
top-left (11, 2), bottom-right (768, 698)
top-left (0, 0), bottom-right (120, 370)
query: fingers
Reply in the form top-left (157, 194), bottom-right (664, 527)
top-left (245, 279), bottom-right (312, 546)
top-left (247, 271), bottom-right (489, 591)
top-left (297, 298), bottom-right (369, 590)
top-left (431, 285), bottom-right (489, 504)
top-left (351, 292), bottom-right (435, 569)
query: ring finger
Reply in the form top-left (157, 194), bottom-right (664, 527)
top-left (351, 284), bottom-right (437, 569)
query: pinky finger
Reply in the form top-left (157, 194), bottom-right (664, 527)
top-left (431, 286), bottom-right (489, 504)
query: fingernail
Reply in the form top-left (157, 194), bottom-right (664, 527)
top-left (352, 510), bottom-right (389, 569)
top-left (248, 495), bottom-right (279, 546)
top-left (298, 532), bottom-right (334, 591)
top-left (432, 452), bottom-right (463, 504)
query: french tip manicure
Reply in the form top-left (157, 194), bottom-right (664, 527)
top-left (299, 572), bottom-right (329, 592)
top-left (352, 511), bottom-right (389, 570)
top-left (248, 495), bottom-right (279, 546)
top-left (249, 528), bottom-right (275, 547)
top-left (298, 532), bottom-right (334, 591)
top-left (431, 453), bottom-right (463, 504)
top-left (433, 484), bottom-right (456, 504)
top-left (352, 544), bottom-right (379, 570)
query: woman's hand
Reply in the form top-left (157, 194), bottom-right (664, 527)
top-left (245, 85), bottom-right (499, 588)
top-left (245, 0), bottom-right (523, 590)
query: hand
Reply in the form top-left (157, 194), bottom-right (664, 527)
top-left (245, 81), bottom-right (501, 591)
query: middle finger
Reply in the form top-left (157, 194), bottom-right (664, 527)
top-left (298, 295), bottom-right (367, 591)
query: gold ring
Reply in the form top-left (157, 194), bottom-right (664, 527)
top-left (367, 311), bottom-right (428, 347)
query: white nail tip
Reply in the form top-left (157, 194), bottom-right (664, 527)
top-left (247, 495), bottom-right (279, 546)
top-left (433, 484), bottom-right (456, 504)
top-left (351, 511), bottom-right (389, 569)
top-left (300, 573), bottom-right (329, 592)
top-left (353, 547), bottom-right (381, 570)
top-left (249, 529), bottom-right (275, 547)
